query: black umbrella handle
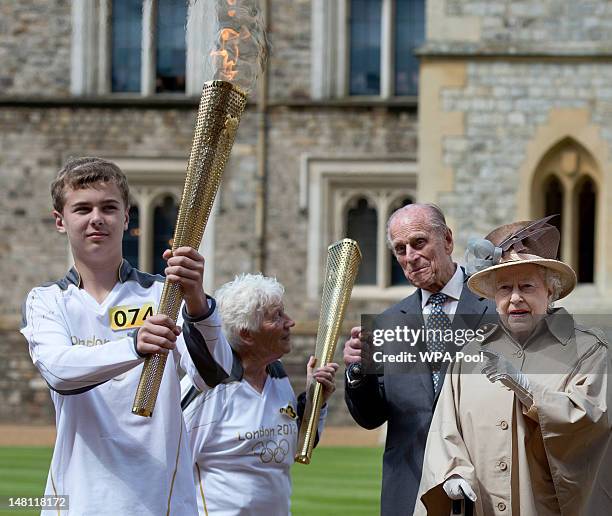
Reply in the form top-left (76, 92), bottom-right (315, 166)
top-left (451, 497), bottom-right (474, 515)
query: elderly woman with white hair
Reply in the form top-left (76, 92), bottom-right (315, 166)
top-left (414, 217), bottom-right (612, 516)
top-left (180, 273), bottom-right (338, 516)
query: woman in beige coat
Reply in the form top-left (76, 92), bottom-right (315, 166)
top-left (415, 217), bottom-right (612, 516)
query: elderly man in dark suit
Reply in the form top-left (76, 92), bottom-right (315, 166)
top-left (344, 203), bottom-right (495, 516)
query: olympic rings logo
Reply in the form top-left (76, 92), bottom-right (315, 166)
top-left (251, 439), bottom-right (291, 463)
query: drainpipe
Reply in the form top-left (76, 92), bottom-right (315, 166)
top-left (254, 0), bottom-right (269, 273)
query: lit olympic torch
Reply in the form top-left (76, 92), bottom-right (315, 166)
top-left (133, 0), bottom-right (268, 417)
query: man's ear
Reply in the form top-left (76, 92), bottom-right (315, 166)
top-left (445, 227), bottom-right (454, 255)
top-left (53, 210), bottom-right (66, 234)
top-left (124, 206), bottom-right (130, 231)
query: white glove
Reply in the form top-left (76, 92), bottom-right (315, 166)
top-left (443, 475), bottom-right (477, 501)
top-left (481, 350), bottom-right (533, 408)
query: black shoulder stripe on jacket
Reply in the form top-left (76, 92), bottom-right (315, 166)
top-left (47, 379), bottom-right (107, 396)
top-left (183, 320), bottom-right (231, 388)
top-left (267, 360), bottom-right (287, 379)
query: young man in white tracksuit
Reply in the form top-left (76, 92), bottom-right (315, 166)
top-left (21, 157), bottom-right (233, 515)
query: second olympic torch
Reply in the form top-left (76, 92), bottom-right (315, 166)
top-left (295, 239), bottom-right (362, 463)
top-left (133, 0), bottom-right (268, 417)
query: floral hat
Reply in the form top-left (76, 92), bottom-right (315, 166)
top-left (465, 215), bottom-right (577, 300)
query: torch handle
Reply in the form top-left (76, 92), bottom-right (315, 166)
top-left (295, 379), bottom-right (326, 464)
top-left (131, 282), bottom-right (183, 417)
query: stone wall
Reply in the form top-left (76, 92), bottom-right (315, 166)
top-left (428, 0), bottom-right (612, 52)
top-left (0, 106), bottom-right (257, 321)
top-left (0, 101), bottom-right (417, 425)
top-left (7, 0), bottom-right (612, 428)
top-left (267, 0), bottom-right (312, 100)
top-left (436, 60), bottom-right (612, 250)
top-left (0, 329), bottom-right (54, 424)
top-left (0, 0), bottom-right (313, 100)
top-left (262, 106), bottom-right (418, 318)
top-left (0, 0), bottom-right (71, 95)
top-left (450, 0), bottom-right (612, 46)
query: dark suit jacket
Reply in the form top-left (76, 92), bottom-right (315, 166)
top-left (345, 271), bottom-right (495, 516)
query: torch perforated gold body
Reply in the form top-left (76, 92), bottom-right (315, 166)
top-left (132, 81), bottom-right (247, 417)
top-left (295, 239), bottom-right (362, 464)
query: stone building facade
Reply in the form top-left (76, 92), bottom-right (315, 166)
top-left (1, 0), bottom-right (611, 425)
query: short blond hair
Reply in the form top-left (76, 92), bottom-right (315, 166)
top-left (51, 157), bottom-right (130, 212)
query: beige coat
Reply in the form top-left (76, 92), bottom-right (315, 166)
top-left (414, 309), bottom-right (612, 516)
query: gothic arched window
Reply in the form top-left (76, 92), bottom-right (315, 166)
top-left (389, 196), bottom-right (413, 285)
top-left (543, 175), bottom-right (564, 259)
top-left (576, 177), bottom-right (596, 283)
top-left (122, 203), bottom-right (140, 268)
top-left (153, 195), bottom-right (179, 275)
top-left (305, 158), bottom-right (417, 299)
top-left (346, 197), bottom-right (378, 285)
top-left (534, 140), bottom-right (599, 284)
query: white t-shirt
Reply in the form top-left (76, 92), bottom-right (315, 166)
top-left (20, 261), bottom-right (233, 515)
top-left (181, 364), bottom-right (327, 516)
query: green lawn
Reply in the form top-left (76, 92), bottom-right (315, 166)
top-left (0, 447), bottom-right (53, 516)
top-left (0, 446), bottom-right (382, 515)
top-left (291, 447), bottom-right (382, 515)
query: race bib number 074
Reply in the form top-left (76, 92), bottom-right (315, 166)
top-left (109, 303), bottom-right (154, 330)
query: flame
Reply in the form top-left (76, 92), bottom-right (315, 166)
top-left (210, 29), bottom-right (239, 80)
top-left (196, 0), bottom-right (268, 92)
top-left (226, 1), bottom-right (237, 20)
top-left (210, 12), bottom-right (253, 82)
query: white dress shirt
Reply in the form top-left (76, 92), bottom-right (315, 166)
top-left (420, 265), bottom-right (464, 322)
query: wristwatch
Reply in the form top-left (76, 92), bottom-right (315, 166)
top-left (346, 362), bottom-right (364, 387)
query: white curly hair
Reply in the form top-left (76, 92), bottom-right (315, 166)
top-left (214, 273), bottom-right (285, 351)
top-left (544, 267), bottom-right (563, 312)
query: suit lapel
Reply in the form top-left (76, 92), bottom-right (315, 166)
top-left (398, 289), bottom-right (435, 403)
top-left (398, 289), bottom-right (423, 321)
top-left (398, 289), bottom-right (425, 353)
top-left (453, 270), bottom-right (490, 331)
top-left (434, 270), bottom-right (493, 403)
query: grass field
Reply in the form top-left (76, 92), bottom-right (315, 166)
top-left (0, 446), bottom-right (382, 515)
top-left (292, 447), bottom-right (382, 515)
top-left (0, 447), bottom-right (53, 516)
